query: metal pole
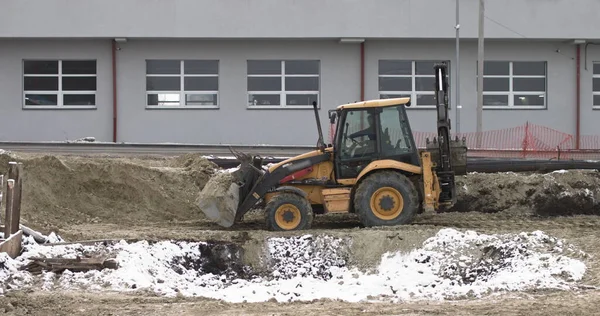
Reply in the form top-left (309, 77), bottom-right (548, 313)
top-left (455, 0), bottom-right (461, 134)
top-left (476, 0), bottom-right (484, 148)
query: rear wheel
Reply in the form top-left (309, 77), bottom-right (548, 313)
top-left (354, 170), bottom-right (419, 227)
top-left (265, 193), bottom-right (313, 231)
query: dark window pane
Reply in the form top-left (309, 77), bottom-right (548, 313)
top-left (248, 77), bottom-right (281, 91)
top-left (593, 78), bottom-right (600, 92)
top-left (513, 62), bottom-right (545, 76)
top-left (285, 61), bottom-right (319, 75)
top-left (415, 77), bottom-right (435, 91)
top-left (416, 94), bottom-right (435, 106)
top-left (186, 93), bottom-right (217, 106)
top-left (483, 95), bottom-right (509, 106)
top-left (24, 77), bottom-right (58, 91)
top-left (63, 77), bottom-right (97, 91)
top-left (484, 61), bottom-right (509, 76)
top-left (513, 78), bottom-right (545, 91)
top-left (184, 60), bottom-right (218, 74)
top-left (25, 94), bottom-right (57, 105)
top-left (64, 94), bottom-right (95, 105)
top-left (379, 60), bottom-right (411, 75)
top-left (147, 93), bottom-right (180, 106)
top-left (248, 94), bottom-right (280, 106)
top-left (146, 60), bottom-right (180, 74)
top-left (415, 62), bottom-right (438, 75)
top-left (514, 94), bottom-right (545, 106)
top-left (146, 77), bottom-right (180, 91)
top-left (594, 63), bottom-right (600, 75)
top-left (285, 77), bottom-right (319, 91)
top-left (483, 78), bottom-right (509, 91)
top-left (379, 93), bottom-right (411, 99)
top-left (248, 60), bottom-right (281, 75)
top-left (286, 94), bottom-right (318, 106)
top-left (62, 60), bottom-right (96, 74)
top-left (379, 77), bottom-right (412, 91)
top-left (594, 95), bottom-right (600, 106)
top-left (184, 77), bottom-right (218, 91)
top-left (24, 60), bottom-right (58, 74)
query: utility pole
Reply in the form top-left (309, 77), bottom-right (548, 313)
top-left (476, 0), bottom-right (484, 148)
top-left (455, 0), bottom-right (461, 134)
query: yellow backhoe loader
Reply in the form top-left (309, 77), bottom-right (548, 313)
top-left (199, 63), bottom-right (467, 230)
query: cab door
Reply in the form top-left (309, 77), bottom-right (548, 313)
top-left (334, 108), bottom-right (381, 180)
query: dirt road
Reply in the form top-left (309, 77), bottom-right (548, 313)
top-left (1, 289), bottom-right (599, 316)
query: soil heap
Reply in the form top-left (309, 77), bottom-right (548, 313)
top-left (0, 152), bottom-right (218, 232)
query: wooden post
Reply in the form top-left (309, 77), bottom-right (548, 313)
top-left (0, 174), bottom-right (3, 227)
top-left (9, 163), bottom-right (23, 236)
top-left (4, 179), bottom-right (14, 238)
top-left (0, 162), bottom-right (23, 259)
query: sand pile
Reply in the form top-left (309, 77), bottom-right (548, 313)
top-left (0, 153), bottom-right (220, 232)
top-left (452, 170), bottom-right (600, 216)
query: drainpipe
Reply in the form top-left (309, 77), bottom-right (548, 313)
top-left (111, 39), bottom-right (118, 143)
top-left (360, 41), bottom-right (365, 129)
top-left (576, 44), bottom-right (581, 149)
top-left (360, 41), bottom-right (365, 101)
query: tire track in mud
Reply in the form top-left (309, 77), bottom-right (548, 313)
top-left (411, 213), bottom-right (600, 232)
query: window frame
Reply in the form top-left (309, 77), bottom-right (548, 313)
top-left (246, 59), bottom-right (321, 109)
top-left (377, 60), bottom-right (451, 109)
top-left (22, 59), bottom-right (97, 110)
top-left (479, 60), bottom-right (548, 110)
top-left (145, 59), bottom-right (220, 110)
top-left (593, 61), bottom-right (600, 110)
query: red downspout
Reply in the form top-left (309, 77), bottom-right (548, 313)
top-left (360, 41), bottom-right (365, 101)
top-left (359, 41), bottom-right (365, 129)
top-left (111, 40), bottom-right (118, 143)
top-left (576, 44), bottom-right (581, 149)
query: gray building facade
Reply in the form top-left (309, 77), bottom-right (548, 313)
top-left (1, 0), bottom-right (599, 148)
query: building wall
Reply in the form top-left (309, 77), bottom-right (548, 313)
top-left (580, 44), bottom-right (600, 136)
top-left (1, 0), bottom-right (599, 40)
top-left (116, 39), bottom-right (360, 144)
top-left (0, 39), bottom-right (113, 142)
top-left (0, 38), bottom-right (599, 145)
top-left (366, 39), bottom-right (600, 137)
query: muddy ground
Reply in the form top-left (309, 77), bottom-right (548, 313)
top-left (2, 151), bottom-right (600, 315)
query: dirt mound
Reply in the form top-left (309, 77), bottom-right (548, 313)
top-left (451, 170), bottom-right (600, 216)
top-left (0, 153), bottom-right (220, 233)
top-left (173, 153), bottom-right (219, 186)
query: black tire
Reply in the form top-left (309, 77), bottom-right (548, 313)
top-left (264, 192), bottom-right (313, 231)
top-left (354, 170), bottom-right (419, 227)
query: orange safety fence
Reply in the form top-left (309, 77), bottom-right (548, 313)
top-left (328, 121), bottom-right (600, 160)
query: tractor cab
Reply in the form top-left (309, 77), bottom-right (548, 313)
top-left (328, 98), bottom-right (420, 179)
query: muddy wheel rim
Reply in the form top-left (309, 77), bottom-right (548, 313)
top-left (369, 187), bottom-right (404, 220)
top-left (275, 204), bottom-right (301, 229)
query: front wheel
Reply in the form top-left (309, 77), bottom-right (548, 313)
top-left (264, 193), bottom-right (313, 231)
top-left (354, 171), bottom-right (419, 227)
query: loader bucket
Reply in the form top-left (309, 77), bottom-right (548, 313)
top-left (197, 180), bottom-right (240, 227)
top-left (197, 148), bottom-right (264, 228)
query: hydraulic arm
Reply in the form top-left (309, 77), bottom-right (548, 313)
top-left (432, 63), bottom-right (458, 206)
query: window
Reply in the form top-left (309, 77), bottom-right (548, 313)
top-left (480, 61), bottom-right (547, 109)
top-left (146, 60), bottom-right (219, 108)
top-left (594, 62), bottom-right (600, 108)
top-left (247, 60), bottom-right (320, 108)
top-left (23, 60), bottom-right (97, 108)
top-left (378, 60), bottom-right (450, 108)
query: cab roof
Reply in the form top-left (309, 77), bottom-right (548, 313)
top-left (336, 97), bottom-right (411, 110)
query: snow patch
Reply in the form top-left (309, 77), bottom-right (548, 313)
top-left (0, 228), bottom-right (589, 303)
